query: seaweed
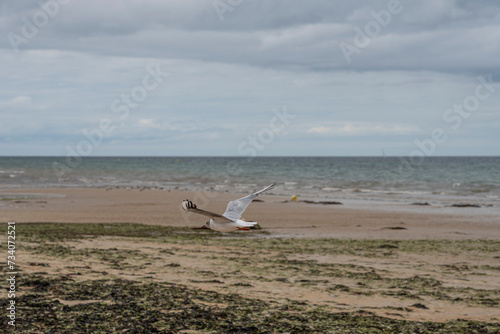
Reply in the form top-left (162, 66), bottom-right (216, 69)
top-left (4, 274), bottom-right (499, 333)
top-left (5, 222), bottom-right (500, 332)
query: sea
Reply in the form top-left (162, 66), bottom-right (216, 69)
top-left (0, 156), bottom-right (499, 209)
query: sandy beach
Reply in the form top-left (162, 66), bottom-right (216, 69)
top-left (2, 187), bottom-right (499, 239)
top-left (2, 187), bottom-right (500, 332)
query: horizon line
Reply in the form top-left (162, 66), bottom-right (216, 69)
top-left (1, 155), bottom-right (499, 158)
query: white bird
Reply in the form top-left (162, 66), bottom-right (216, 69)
top-left (181, 183), bottom-right (275, 232)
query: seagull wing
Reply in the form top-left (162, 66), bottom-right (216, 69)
top-left (222, 183), bottom-right (275, 221)
top-left (182, 200), bottom-right (228, 220)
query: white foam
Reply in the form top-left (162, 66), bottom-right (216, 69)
top-left (322, 187), bottom-right (341, 192)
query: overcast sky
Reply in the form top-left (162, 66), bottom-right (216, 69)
top-left (1, 0), bottom-right (499, 156)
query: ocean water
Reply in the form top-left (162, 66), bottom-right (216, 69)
top-left (0, 156), bottom-right (499, 206)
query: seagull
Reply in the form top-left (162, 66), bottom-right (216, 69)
top-left (182, 183), bottom-right (275, 232)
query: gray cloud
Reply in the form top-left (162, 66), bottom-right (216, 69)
top-left (2, 0), bottom-right (500, 73)
top-left (0, 0), bottom-right (499, 156)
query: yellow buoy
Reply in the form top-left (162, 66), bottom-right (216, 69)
top-left (291, 195), bottom-right (297, 201)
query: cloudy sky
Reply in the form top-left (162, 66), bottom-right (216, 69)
top-left (1, 0), bottom-right (499, 156)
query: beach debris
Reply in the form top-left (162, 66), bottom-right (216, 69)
top-left (382, 226), bottom-right (408, 230)
top-left (412, 202), bottom-right (431, 206)
top-left (189, 279), bottom-right (225, 284)
top-left (410, 303), bottom-right (429, 309)
top-left (232, 282), bottom-right (253, 287)
top-left (450, 203), bottom-right (481, 208)
top-left (291, 195), bottom-right (298, 201)
top-left (302, 200), bottom-right (342, 205)
top-left (283, 199), bottom-right (342, 205)
top-left (182, 183), bottom-right (275, 232)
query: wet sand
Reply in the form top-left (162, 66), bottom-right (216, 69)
top-left (1, 187), bottom-right (499, 240)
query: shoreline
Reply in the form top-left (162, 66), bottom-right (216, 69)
top-left (1, 187), bottom-right (499, 240)
top-left (1, 181), bottom-right (498, 207)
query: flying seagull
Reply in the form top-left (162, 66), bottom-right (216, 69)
top-left (182, 183), bottom-right (275, 232)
